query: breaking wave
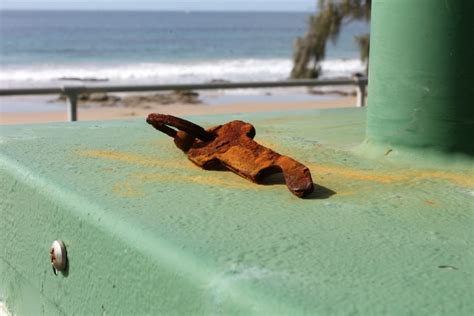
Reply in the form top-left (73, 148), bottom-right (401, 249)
top-left (0, 58), bottom-right (364, 88)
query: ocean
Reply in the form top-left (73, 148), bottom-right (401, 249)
top-left (0, 10), bottom-right (369, 88)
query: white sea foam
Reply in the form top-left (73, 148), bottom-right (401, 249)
top-left (319, 58), bottom-right (365, 78)
top-left (0, 58), bottom-right (364, 88)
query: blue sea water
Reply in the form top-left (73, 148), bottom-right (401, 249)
top-left (0, 10), bottom-right (369, 87)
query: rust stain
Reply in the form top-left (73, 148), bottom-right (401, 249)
top-left (131, 172), bottom-right (257, 190)
top-left (79, 149), bottom-right (473, 190)
top-left (308, 163), bottom-right (473, 188)
top-left (114, 171), bottom-right (268, 198)
top-left (309, 164), bottom-right (401, 184)
top-left (108, 172), bottom-right (258, 198)
top-left (413, 171), bottom-right (474, 188)
top-left (78, 149), bottom-right (185, 170)
top-left (112, 181), bottom-right (144, 198)
top-left (78, 150), bottom-right (272, 193)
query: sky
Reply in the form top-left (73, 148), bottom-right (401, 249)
top-left (0, 0), bottom-right (316, 12)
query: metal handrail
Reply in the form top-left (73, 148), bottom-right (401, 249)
top-left (0, 77), bottom-right (367, 121)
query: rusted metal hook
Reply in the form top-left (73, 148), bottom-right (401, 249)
top-left (146, 113), bottom-right (214, 141)
top-left (147, 113), bottom-right (215, 151)
top-left (147, 114), bottom-right (314, 197)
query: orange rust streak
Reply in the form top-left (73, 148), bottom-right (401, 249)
top-left (78, 150), bottom-right (185, 170)
top-left (78, 149), bottom-right (473, 189)
top-left (131, 172), bottom-right (256, 190)
top-left (413, 171), bottom-right (474, 188)
top-left (112, 181), bottom-right (144, 198)
top-left (309, 164), bottom-right (403, 184)
top-left (309, 163), bottom-right (474, 188)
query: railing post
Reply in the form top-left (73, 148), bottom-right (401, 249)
top-left (61, 86), bottom-right (78, 122)
top-left (66, 93), bottom-right (78, 122)
top-left (353, 75), bottom-right (366, 107)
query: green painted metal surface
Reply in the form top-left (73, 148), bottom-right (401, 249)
top-left (1, 108), bottom-right (473, 315)
top-left (367, 0), bottom-right (474, 155)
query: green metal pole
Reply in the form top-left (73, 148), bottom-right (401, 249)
top-left (366, 0), bottom-right (474, 155)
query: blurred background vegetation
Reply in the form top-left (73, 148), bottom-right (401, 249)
top-left (291, 0), bottom-right (371, 79)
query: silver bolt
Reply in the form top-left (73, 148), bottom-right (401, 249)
top-left (50, 240), bottom-right (67, 275)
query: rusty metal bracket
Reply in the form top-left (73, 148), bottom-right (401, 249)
top-left (147, 114), bottom-right (314, 197)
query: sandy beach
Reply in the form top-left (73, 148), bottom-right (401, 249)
top-left (0, 96), bottom-right (357, 125)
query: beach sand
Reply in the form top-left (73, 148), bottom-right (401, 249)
top-left (0, 96), bottom-right (357, 125)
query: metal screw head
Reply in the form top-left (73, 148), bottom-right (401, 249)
top-left (50, 240), bottom-right (67, 275)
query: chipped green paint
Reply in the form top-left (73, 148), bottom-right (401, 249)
top-left (367, 0), bottom-right (474, 155)
top-left (1, 108), bottom-right (473, 315)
